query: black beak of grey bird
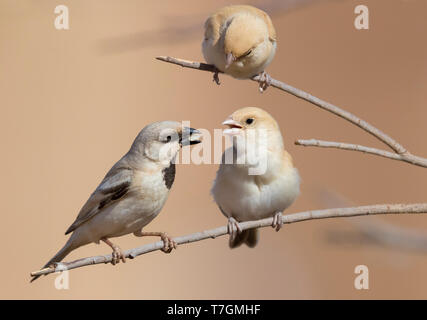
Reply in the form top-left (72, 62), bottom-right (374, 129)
top-left (181, 127), bottom-right (202, 146)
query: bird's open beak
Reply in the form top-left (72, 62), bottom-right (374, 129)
top-left (181, 127), bottom-right (202, 146)
top-left (222, 118), bottom-right (243, 136)
top-left (225, 53), bottom-right (236, 69)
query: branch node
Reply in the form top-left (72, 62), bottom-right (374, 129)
top-left (155, 55), bottom-right (427, 168)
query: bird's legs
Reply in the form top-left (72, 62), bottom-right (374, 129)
top-left (101, 238), bottom-right (126, 265)
top-left (272, 212), bottom-right (284, 232)
top-left (212, 67), bottom-right (221, 85)
top-left (227, 217), bottom-right (242, 242)
top-left (257, 71), bottom-right (272, 93)
top-left (133, 230), bottom-right (177, 253)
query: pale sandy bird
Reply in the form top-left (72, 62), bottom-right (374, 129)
top-left (202, 5), bottom-right (277, 92)
top-left (211, 107), bottom-right (300, 248)
top-left (32, 121), bottom-right (201, 282)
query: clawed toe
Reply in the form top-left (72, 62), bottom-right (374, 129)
top-left (272, 212), bottom-right (283, 232)
top-left (111, 246), bottom-right (126, 265)
top-left (133, 231), bottom-right (177, 254)
top-left (160, 233), bottom-right (177, 254)
top-left (213, 70), bottom-right (221, 85)
top-left (227, 217), bottom-right (242, 242)
top-left (257, 71), bottom-right (272, 93)
top-left (102, 238), bottom-right (126, 265)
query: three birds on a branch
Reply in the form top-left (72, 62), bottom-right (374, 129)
top-left (31, 5), bottom-right (300, 281)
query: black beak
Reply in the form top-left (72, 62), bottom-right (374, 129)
top-left (181, 127), bottom-right (202, 146)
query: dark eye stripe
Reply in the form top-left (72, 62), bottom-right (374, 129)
top-left (243, 49), bottom-right (252, 58)
top-left (237, 49), bottom-right (252, 60)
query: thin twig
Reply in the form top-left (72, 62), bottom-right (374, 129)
top-left (155, 56), bottom-right (427, 168)
top-left (32, 57), bottom-right (427, 279)
top-left (296, 139), bottom-right (427, 167)
top-left (296, 139), bottom-right (400, 160)
top-left (31, 203), bottom-right (427, 278)
top-left (155, 56), bottom-right (404, 152)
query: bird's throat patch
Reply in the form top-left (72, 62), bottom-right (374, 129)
top-left (162, 162), bottom-right (176, 189)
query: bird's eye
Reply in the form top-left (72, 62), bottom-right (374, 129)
top-left (246, 118), bottom-right (254, 125)
top-left (242, 49), bottom-right (252, 58)
top-left (165, 135), bottom-right (172, 143)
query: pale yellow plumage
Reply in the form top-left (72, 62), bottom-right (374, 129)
top-left (211, 107), bottom-right (300, 248)
top-left (202, 5), bottom-right (277, 86)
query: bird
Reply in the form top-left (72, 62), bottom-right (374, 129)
top-left (31, 121), bottom-right (202, 282)
top-left (202, 5), bottom-right (277, 92)
top-left (211, 107), bottom-right (300, 248)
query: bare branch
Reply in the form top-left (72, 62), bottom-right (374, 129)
top-left (156, 56), bottom-right (405, 153)
top-left (31, 203), bottom-right (427, 278)
top-left (31, 56), bottom-right (427, 280)
top-left (296, 139), bottom-right (427, 167)
top-left (156, 56), bottom-right (219, 73)
top-left (156, 56), bottom-right (427, 168)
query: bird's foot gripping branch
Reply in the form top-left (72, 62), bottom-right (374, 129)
top-left (31, 204), bottom-right (427, 278)
top-left (31, 52), bottom-right (427, 280)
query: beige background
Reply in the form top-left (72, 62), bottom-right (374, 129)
top-left (1, 0), bottom-right (427, 299)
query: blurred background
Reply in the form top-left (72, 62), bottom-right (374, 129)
top-left (1, 0), bottom-right (427, 299)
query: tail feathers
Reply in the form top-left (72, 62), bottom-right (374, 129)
top-left (245, 228), bottom-right (259, 248)
top-left (229, 228), bottom-right (259, 249)
top-left (31, 241), bottom-right (75, 283)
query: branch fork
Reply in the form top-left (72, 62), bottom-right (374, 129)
top-left (30, 56), bottom-right (427, 279)
top-left (156, 56), bottom-right (427, 168)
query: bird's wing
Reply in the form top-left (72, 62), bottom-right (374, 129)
top-left (203, 11), bottom-right (222, 42)
top-left (242, 5), bottom-right (277, 42)
top-left (65, 166), bottom-right (133, 234)
top-left (260, 10), bottom-right (276, 42)
top-left (204, 5), bottom-right (276, 42)
top-left (203, 6), bottom-right (246, 42)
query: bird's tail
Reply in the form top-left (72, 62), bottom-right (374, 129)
top-left (229, 228), bottom-right (259, 249)
top-left (31, 238), bottom-right (77, 283)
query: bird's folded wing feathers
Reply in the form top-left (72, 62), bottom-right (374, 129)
top-left (204, 5), bottom-right (276, 42)
top-left (65, 166), bottom-right (133, 235)
top-left (238, 5), bottom-right (276, 41)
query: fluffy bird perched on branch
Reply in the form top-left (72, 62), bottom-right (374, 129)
top-left (31, 121), bottom-right (202, 282)
top-left (202, 5), bottom-right (277, 92)
top-left (211, 107), bottom-right (300, 248)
